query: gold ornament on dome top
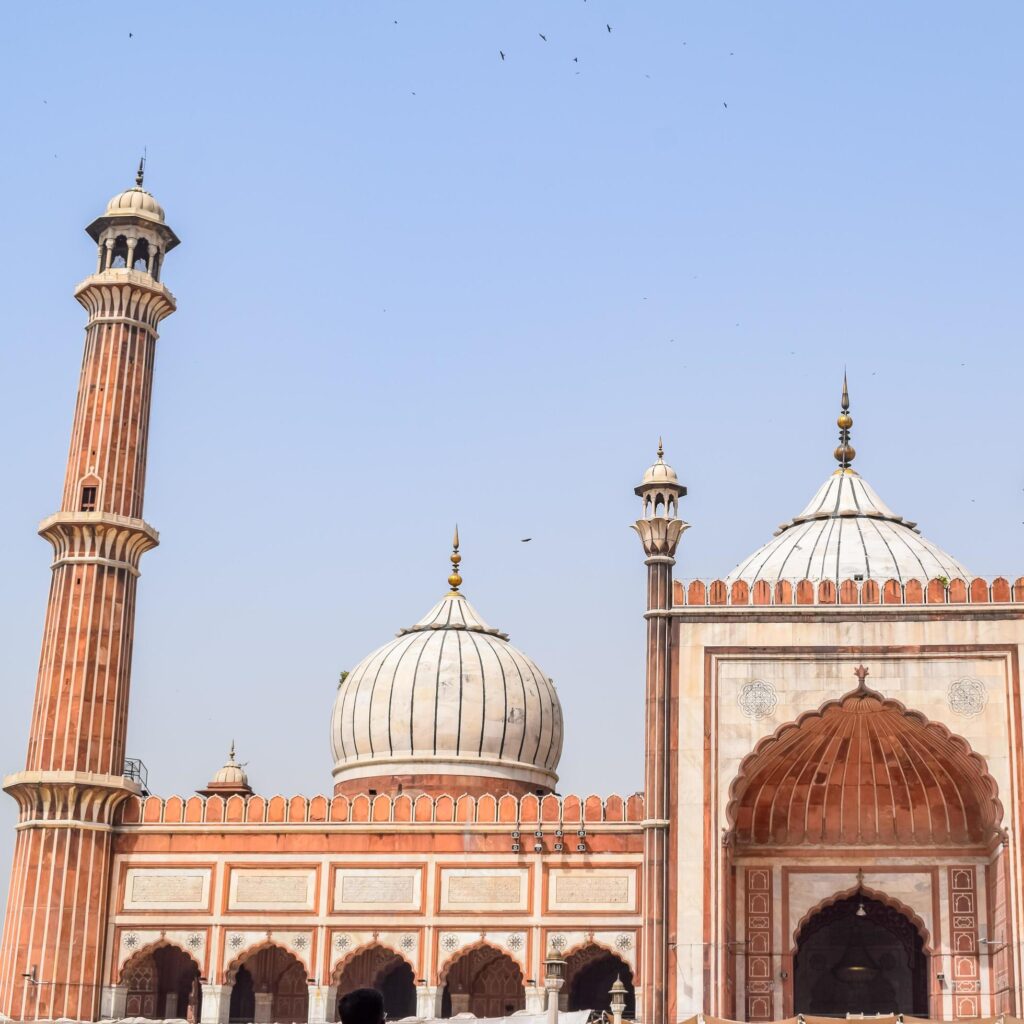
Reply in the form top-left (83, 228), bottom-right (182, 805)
top-left (448, 525), bottom-right (463, 592)
top-left (834, 370), bottom-right (856, 470)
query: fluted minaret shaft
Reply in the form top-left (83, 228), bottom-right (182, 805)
top-left (0, 177), bottom-right (178, 1022)
top-left (632, 444), bottom-right (688, 1024)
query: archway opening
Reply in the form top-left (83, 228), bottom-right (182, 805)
top-left (565, 945), bottom-right (635, 1017)
top-left (121, 945), bottom-right (202, 1021)
top-left (336, 946), bottom-right (416, 1021)
top-left (441, 946), bottom-right (525, 1019)
top-left (793, 895), bottom-right (927, 1017)
top-left (229, 945), bottom-right (308, 1023)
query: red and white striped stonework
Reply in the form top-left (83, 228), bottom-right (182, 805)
top-left (0, 191), bottom-right (177, 1021)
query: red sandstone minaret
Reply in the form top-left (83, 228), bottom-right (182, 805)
top-left (633, 441), bottom-right (688, 1024)
top-left (0, 163), bottom-right (179, 1021)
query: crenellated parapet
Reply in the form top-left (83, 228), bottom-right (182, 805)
top-left (120, 790), bottom-right (645, 827)
top-left (39, 510), bottom-right (159, 574)
top-left (673, 575), bottom-right (1024, 607)
top-left (74, 269), bottom-right (176, 331)
top-left (4, 771), bottom-right (141, 828)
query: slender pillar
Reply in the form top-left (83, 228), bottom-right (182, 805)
top-left (632, 442), bottom-right (688, 1024)
top-left (0, 169), bottom-right (179, 1021)
top-left (199, 984), bottom-right (233, 1024)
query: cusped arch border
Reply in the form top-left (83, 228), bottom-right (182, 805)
top-left (437, 939), bottom-right (526, 985)
top-left (224, 938), bottom-right (311, 984)
top-left (331, 940), bottom-right (416, 983)
top-left (562, 941), bottom-right (635, 979)
top-left (725, 686), bottom-right (1004, 840)
top-left (119, 936), bottom-right (203, 979)
top-left (788, 883), bottom-right (934, 957)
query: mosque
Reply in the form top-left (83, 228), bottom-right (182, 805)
top-left (0, 175), bottom-right (1022, 1024)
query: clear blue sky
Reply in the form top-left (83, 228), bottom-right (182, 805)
top-left (0, 2), bottom-right (1022, 910)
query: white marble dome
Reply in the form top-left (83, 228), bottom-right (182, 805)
top-left (104, 186), bottom-right (166, 224)
top-left (331, 591), bottom-right (563, 792)
top-left (727, 468), bottom-right (971, 585)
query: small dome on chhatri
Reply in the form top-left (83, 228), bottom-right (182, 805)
top-left (198, 742), bottom-right (252, 796)
top-left (639, 438), bottom-right (679, 487)
top-left (727, 375), bottom-right (971, 586)
top-left (103, 158), bottom-right (166, 224)
top-left (331, 529), bottom-right (563, 795)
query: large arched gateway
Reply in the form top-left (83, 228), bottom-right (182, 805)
top-left (721, 681), bottom-right (1004, 1020)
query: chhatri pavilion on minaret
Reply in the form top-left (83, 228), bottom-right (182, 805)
top-left (1, 174), bottom-right (1022, 1024)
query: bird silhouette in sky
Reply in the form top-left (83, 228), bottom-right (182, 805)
top-left (606, 23), bottom-right (612, 32)
top-left (521, 538), bottom-right (532, 543)
top-left (539, 33), bottom-right (547, 41)
top-left (499, 50), bottom-right (506, 60)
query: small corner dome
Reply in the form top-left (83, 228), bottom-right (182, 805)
top-left (104, 186), bottom-right (166, 224)
top-left (331, 590), bottom-right (563, 796)
top-left (641, 458), bottom-right (678, 487)
top-left (199, 744), bottom-right (252, 796)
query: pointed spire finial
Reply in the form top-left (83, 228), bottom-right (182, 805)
top-left (135, 153), bottom-right (146, 189)
top-left (448, 525), bottom-right (463, 593)
top-left (834, 371), bottom-right (855, 469)
top-left (657, 436), bottom-right (664, 461)
top-left (228, 739), bottom-right (236, 762)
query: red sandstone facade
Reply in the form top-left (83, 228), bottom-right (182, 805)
top-left (1, 179), bottom-right (1022, 1024)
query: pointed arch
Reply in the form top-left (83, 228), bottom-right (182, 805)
top-left (331, 940), bottom-right (415, 982)
top-left (791, 883), bottom-right (932, 955)
top-left (564, 943), bottom-right (635, 1016)
top-left (119, 937), bottom-right (202, 980)
top-left (440, 942), bottom-right (525, 1019)
top-left (726, 687), bottom-right (1003, 846)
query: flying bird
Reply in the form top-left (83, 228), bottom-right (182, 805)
top-left (606, 23), bottom-right (612, 32)
top-left (521, 538), bottom-right (532, 543)
top-left (573, 57), bottom-right (578, 62)
top-left (539, 33), bottom-right (547, 41)
top-left (723, 102), bottom-right (728, 108)
top-left (499, 50), bottom-right (506, 60)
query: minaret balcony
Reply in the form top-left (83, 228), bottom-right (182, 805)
top-left (39, 510), bottom-right (159, 575)
top-left (74, 269), bottom-right (177, 329)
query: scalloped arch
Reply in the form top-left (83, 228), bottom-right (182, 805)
top-left (437, 939), bottom-right (523, 983)
top-left (726, 687), bottom-right (1003, 846)
top-left (790, 884), bottom-right (932, 955)
top-left (119, 937), bottom-right (202, 978)
top-left (331, 940), bottom-right (416, 981)
top-left (224, 939), bottom-right (307, 983)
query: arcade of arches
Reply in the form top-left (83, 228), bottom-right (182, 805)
top-left (724, 688), bottom-right (1006, 1021)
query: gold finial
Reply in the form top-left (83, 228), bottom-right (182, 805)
top-left (228, 739), bottom-right (236, 763)
top-left (135, 154), bottom-right (146, 188)
top-left (657, 436), bottom-right (664, 461)
top-left (448, 525), bottom-right (463, 593)
top-left (834, 370), bottom-right (855, 469)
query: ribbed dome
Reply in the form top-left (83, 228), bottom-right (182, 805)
top-left (198, 743), bottom-right (252, 796)
top-left (331, 592), bottom-right (563, 794)
top-left (727, 469), bottom-right (970, 585)
top-left (104, 186), bottom-right (166, 224)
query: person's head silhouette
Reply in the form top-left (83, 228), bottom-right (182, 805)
top-left (339, 987), bottom-right (386, 1024)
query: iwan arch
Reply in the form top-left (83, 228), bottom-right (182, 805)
top-left (0, 174), bottom-right (1022, 1024)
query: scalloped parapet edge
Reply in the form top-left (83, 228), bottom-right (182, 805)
top-left (672, 576), bottom-right (1024, 608)
top-left (119, 791), bottom-right (645, 827)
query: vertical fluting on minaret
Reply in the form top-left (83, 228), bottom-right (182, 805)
top-left (0, 168), bottom-right (179, 1022)
top-left (632, 441), bottom-right (688, 1024)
